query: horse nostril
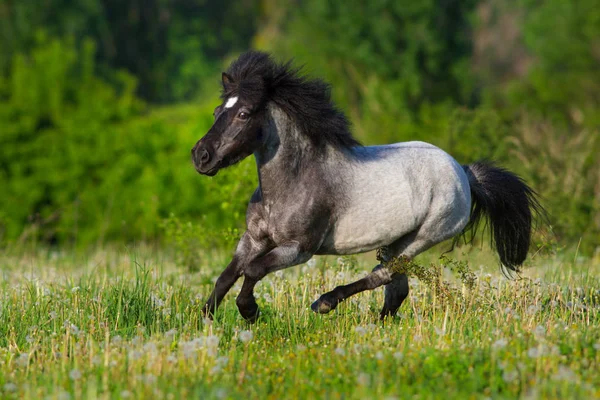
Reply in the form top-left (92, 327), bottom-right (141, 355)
top-left (200, 149), bottom-right (210, 164)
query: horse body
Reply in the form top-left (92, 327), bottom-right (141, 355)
top-left (191, 51), bottom-right (543, 322)
top-left (320, 142), bottom-right (471, 255)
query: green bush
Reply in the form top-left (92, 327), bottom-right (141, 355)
top-left (0, 35), bottom-right (257, 248)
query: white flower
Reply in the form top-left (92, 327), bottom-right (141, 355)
top-left (15, 353), bottom-right (29, 367)
top-left (69, 369), bottom-right (82, 380)
top-left (375, 351), bottom-right (384, 360)
top-left (552, 365), bottom-right (577, 382)
top-left (492, 338), bottom-right (508, 350)
top-left (534, 325), bottom-right (546, 337)
top-left (239, 330), bottom-right (253, 343)
top-left (334, 347), bottom-right (345, 356)
top-left (3, 383), bottom-right (17, 393)
top-left (111, 335), bottom-right (122, 345)
top-left (71, 286), bottom-right (80, 293)
top-left (206, 335), bottom-right (220, 348)
top-left (128, 350), bottom-right (143, 361)
top-left (527, 347), bottom-right (540, 358)
top-left (354, 326), bottom-right (367, 336)
top-left (357, 373), bottom-right (370, 386)
top-left (393, 352), bottom-right (403, 360)
top-left (502, 370), bottom-right (518, 383)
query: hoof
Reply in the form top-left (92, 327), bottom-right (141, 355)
top-left (311, 295), bottom-right (338, 314)
top-left (238, 303), bottom-right (260, 323)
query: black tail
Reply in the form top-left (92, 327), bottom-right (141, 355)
top-left (461, 161), bottom-right (544, 273)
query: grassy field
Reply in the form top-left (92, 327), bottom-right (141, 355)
top-left (0, 245), bottom-right (599, 399)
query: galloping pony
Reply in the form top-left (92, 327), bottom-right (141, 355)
top-left (191, 51), bottom-right (542, 322)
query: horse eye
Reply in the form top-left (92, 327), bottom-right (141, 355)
top-left (238, 111), bottom-right (249, 120)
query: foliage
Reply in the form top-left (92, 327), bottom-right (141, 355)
top-left (0, 0), bottom-right (599, 255)
top-left (0, 35), bottom-right (256, 248)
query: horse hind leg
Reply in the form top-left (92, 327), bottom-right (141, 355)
top-left (380, 208), bottom-right (470, 319)
top-left (311, 264), bottom-right (392, 314)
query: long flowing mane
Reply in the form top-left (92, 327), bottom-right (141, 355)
top-left (222, 51), bottom-right (361, 150)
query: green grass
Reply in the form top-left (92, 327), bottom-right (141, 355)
top-left (0, 246), bottom-right (599, 399)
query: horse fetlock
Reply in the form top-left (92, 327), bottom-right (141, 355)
top-left (311, 292), bottom-right (340, 314)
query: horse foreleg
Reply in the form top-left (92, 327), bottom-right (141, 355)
top-left (202, 232), bottom-right (269, 318)
top-left (236, 241), bottom-right (312, 322)
top-left (311, 265), bottom-right (393, 315)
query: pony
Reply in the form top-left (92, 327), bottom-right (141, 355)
top-left (191, 51), bottom-right (543, 322)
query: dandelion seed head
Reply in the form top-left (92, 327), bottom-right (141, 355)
top-left (354, 326), bottom-right (367, 336)
top-left (239, 330), bottom-right (253, 343)
top-left (69, 369), bottom-right (82, 380)
top-left (357, 372), bottom-right (370, 386)
top-left (502, 370), bottom-right (518, 383)
top-left (334, 347), bottom-right (345, 356)
top-left (534, 325), bottom-right (546, 337)
top-left (3, 383), bottom-right (17, 393)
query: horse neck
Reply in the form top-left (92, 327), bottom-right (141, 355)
top-left (254, 106), bottom-right (330, 199)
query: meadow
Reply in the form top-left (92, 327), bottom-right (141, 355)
top-left (1, 246), bottom-right (598, 399)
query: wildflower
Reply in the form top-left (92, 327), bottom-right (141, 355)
top-left (15, 353), bottom-right (29, 367)
top-left (375, 351), bottom-right (384, 360)
top-left (334, 347), bottom-right (345, 356)
top-left (357, 373), bottom-right (370, 386)
top-left (3, 383), bottom-right (17, 393)
top-left (111, 335), bottom-right (122, 345)
top-left (354, 326), bottom-right (367, 336)
top-left (593, 343), bottom-right (600, 350)
top-left (206, 335), bottom-right (220, 348)
top-left (502, 370), bottom-right (518, 383)
top-left (128, 350), bottom-right (143, 361)
top-left (71, 286), bottom-right (80, 293)
top-left (239, 330), bottom-right (253, 344)
top-left (526, 305), bottom-right (540, 315)
top-left (393, 352), bottom-right (403, 360)
top-left (165, 329), bottom-right (178, 340)
top-left (527, 347), bottom-right (540, 358)
top-left (142, 373), bottom-right (157, 385)
top-left (69, 369), bottom-right (82, 380)
top-left (434, 327), bottom-right (446, 337)
top-left (49, 311), bottom-right (57, 319)
top-left (353, 344), bottom-right (362, 353)
top-left (552, 365), bottom-right (577, 382)
top-left (492, 338), bottom-right (508, 350)
top-left (534, 325), bottom-right (546, 337)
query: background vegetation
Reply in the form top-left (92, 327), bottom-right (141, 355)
top-left (0, 0), bottom-right (599, 254)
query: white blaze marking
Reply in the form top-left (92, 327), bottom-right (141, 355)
top-left (224, 96), bottom-right (238, 108)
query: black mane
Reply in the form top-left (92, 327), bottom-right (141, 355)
top-left (222, 51), bottom-right (361, 150)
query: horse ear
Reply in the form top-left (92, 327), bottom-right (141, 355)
top-left (222, 72), bottom-right (234, 88)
